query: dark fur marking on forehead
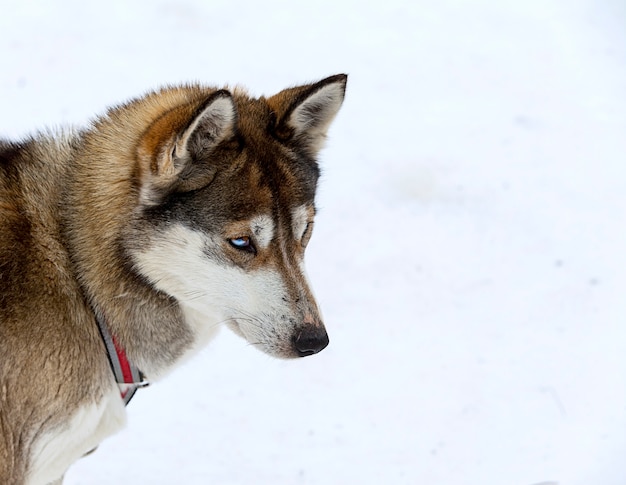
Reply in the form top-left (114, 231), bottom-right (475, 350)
top-left (232, 97), bottom-right (320, 207)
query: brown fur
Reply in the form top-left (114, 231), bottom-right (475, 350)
top-left (0, 136), bottom-right (111, 483)
top-left (0, 75), bottom-right (346, 484)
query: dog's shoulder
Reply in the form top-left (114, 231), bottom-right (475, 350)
top-left (0, 138), bottom-right (37, 317)
top-left (0, 131), bottom-right (105, 372)
top-left (0, 133), bottom-right (73, 302)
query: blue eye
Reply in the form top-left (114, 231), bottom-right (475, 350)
top-left (229, 236), bottom-right (256, 254)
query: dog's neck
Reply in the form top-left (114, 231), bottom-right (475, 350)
top-left (60, 127), bottom-right (196, 380)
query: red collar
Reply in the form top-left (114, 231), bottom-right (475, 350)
top-left (95, 313), bottom-right (149, 405)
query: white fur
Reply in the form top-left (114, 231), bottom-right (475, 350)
top-left (250, 214), bottom-right (274, 249)
top-left (27, 385), bottom-right (126, 485)
top-left (291, 205), bottom-right (310, 240)
top-left (132, 224), bottom-right (298, 360)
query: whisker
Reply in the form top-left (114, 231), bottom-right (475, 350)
top-left (225, 307), bottom-right (267, 330)
top-left (178, 291), bottom-right (209, 303)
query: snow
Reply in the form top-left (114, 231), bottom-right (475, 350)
top-left (2, 0), bottom-right (626, 483)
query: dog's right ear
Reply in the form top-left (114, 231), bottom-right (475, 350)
top-left (138, 90), bottom-right (237, 204)
top-left (174, 91), bottom-right (237, 168)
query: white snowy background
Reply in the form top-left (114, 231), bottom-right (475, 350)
top-left (2, 0), bottom-right (626, 483)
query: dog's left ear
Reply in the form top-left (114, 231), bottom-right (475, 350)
top-left (269, 74), bottom-right (347, 156)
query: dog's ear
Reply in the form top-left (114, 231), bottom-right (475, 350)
top-left (268, 74), bottom-right (347, 156)
top-left (174, 90), bottom-right (237, 167)
top-left (138, 90), bottom-right (237, 204)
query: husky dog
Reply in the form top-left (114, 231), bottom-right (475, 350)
top-left (0, 74), bottom-right (347, 484)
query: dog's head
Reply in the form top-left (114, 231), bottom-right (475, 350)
top-left (128, 75), bottom-right (346, 359)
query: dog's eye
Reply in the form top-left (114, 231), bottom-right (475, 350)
top-left (229, 236), bottom-right (256, 254)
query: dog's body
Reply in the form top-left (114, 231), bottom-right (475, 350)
top-left (0, 75), bottom-right (346, 484)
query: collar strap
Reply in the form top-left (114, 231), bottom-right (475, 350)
top-left (95, 313), bottom-right (149, 405)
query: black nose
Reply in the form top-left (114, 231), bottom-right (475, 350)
top-left (294, 327), bottom-right (329, 357)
